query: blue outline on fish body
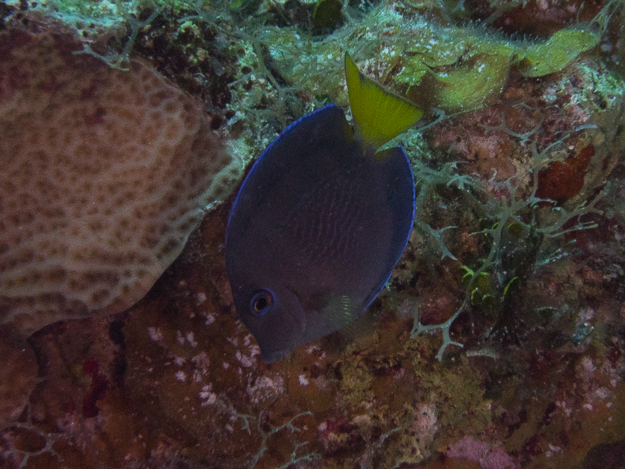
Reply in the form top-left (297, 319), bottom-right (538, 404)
top-left (225, 54), bottom-right (423, 363)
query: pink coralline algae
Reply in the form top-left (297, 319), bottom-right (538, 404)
top-left (447, 436), bottom-right (517, 469)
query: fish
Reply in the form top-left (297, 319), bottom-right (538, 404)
top-left (225, 54), bottom-right (423, 363)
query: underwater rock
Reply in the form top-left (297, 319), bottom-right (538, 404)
top-left (0, 1), bottom-right (624, 468)
top-left (0, 325), bottom-right (37, 432)
top-left (426, 58), bottom-right (624, 197)
top-left (0, 30), bottom-right (241, 338)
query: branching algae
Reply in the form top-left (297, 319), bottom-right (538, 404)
top-left (409, 121), bottom-right (608, 360)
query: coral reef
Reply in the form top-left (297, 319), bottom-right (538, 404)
top-left (0, 30), bottom-right (241, 338)
top-left (0, 0), bottom-right (624, 467)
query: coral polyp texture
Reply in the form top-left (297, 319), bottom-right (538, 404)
top-left (0, 31), bottom-right (240, 337)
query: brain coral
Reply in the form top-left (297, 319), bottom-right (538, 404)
top-left (0, 31), bottom-right (240, 337)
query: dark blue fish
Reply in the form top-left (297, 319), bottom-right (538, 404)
top-left (225, 54), bottom-right (423, 363)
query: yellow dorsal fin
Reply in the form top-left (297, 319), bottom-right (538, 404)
top-left (345, 53), bottom-right (423, 150)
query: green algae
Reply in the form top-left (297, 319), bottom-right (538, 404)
top-left (401, 25), bottom-right (600, 111)
top-left (412, 44), bottom-right (515, 112)
top-left (256, 2), bottom-right (603, 114)
top-left (17, 0), bottom-right (608, 129)
top-left (516, 28), bottom-right (602, 77)
top-left (258, 15), bottom-right (601, 116)
top-left (11, 0), bottom-right (608, 104)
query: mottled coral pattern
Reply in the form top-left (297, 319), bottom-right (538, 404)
top-left (0, 31), bottom-right (239, 337)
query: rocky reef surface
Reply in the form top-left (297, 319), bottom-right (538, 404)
top-left (1, 0), bottom-right (624, 468)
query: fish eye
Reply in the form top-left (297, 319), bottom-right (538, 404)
top-left (249, 290), bottom-right (274, 316)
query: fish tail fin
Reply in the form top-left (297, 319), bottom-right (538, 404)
top-left (345, 53), bottom-right (423, 150)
